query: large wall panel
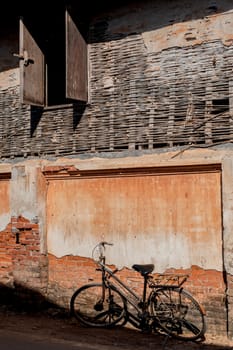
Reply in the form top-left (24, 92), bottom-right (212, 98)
top-left (46, 166), bottom-right (222, 272)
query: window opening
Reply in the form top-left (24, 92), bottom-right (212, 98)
top-left (20, 7), bottom-right (88, 107)
top-left (212, 98), bottom-right (229, 114)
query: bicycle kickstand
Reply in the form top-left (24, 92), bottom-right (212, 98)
top-left (161, 333), bottom-right (172, 350)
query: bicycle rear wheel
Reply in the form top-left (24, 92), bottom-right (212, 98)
top-left (70, 283), bottom-right (126, 328)
top-left (149, 287), bottom-right (206, 341)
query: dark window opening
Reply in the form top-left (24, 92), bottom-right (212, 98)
top-left (212, 98), bottom-right (229, 114)
top-left (19, 7), bottom-right (88, 107)
top-left (45, 14), bottom-right (66, 106)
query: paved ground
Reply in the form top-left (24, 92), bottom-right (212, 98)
top-left (0, 307), bottom-right (233, 350)
top-left (0, 331), bottom-right (90, 350)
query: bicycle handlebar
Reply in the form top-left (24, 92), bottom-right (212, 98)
top-left (100, 241), bottom-right (113, 247)
top-left (92, 241), bottom-right (113, 262)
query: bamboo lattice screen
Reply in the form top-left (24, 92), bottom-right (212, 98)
top-left (0, 38), bottom-right (232, 158)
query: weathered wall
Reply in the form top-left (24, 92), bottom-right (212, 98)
top-left (0, 214), bottom-right (48, 309)
top-left (222, 157), bottom-right (233, 337)
top-left (0, 168), bottom-right (11, 231)
top-left (46, 168), bottom-right (222, 271)
top-left (1, 1), bottom-right (233, 156)
top-left (43, 150), bottom-right (229, 336)
top-left (10, 163), bottom-right (47, 252)
top-left (107, 0), bottom-right (233, 50)
top-left (47, 254), bottom-right (227, 335)
top-left (0, 148), bottom-right (232, 337)
top-left (0, 164), bottom-right (48, 307)
top-left (1, 0), bottom-right (233, 340)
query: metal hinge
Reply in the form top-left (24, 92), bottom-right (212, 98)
top-left (13, 50), bottom-right (34, 66)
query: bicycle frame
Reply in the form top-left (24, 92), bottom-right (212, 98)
top-left (98, 259), bottom-right (151, 328)
top-left (71, 242), bottom-right (206, 342)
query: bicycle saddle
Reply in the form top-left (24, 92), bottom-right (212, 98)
top-left (132, 264), bottom-right (154, 276)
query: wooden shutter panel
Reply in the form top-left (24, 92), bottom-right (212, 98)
top-left (20, 18), bottom-right (45, 106)
top-left (66, 10), bottom-right (88, 102)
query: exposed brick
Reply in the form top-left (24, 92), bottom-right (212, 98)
top-left (0, 216), bottom-right (48, 308)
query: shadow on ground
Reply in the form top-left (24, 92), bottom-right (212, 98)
top-left (0, 283), bottom-right (232, 350)
top-left (0, 282), bottom-right (59, 311)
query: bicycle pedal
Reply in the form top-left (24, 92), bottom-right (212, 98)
top-left (141, 327), bottom-right (152, 334)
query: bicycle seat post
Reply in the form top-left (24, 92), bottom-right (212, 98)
top-left (132, 264), bottom-right (154, 310)
top-left (142, 275), bottom-right (148, 308)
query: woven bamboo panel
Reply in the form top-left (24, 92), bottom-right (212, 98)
top-left (0, 37), bottom-right (233, 158)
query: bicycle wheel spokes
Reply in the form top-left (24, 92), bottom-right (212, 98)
top-left (150, 287), bottom-right (206, 341)
top-left (70, 283), bottom-right (126, 328)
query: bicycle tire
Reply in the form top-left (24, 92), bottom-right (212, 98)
top-left (70, 283), bottom-right (126, 328)
top-left (149, 287), bottom-right (206, 341)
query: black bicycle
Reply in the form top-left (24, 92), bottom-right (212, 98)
top-left (70, 241), bottom-right (206, 342)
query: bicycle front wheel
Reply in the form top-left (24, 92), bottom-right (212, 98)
top-left (70, 283), bottom-right (126, 328)
top-left (149, 287), bottom-right (206, 341)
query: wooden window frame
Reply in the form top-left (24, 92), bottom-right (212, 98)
top-left (19, 9), bottom-right (88, 107)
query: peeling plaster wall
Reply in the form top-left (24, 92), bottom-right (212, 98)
top-left (1, 0), bottom-right (233, 338)
top-left (43, 147), bottom-right (230, 337)
top-left (107, 1), bottom-right (233, 51)
top-left (0, 147), bottom-right (232, 336)
top-left (222, 157), bottom-right (233, 274)
top-left (41, 146), bottom-right (233, 280)
top-left (0, 165), bottom-right (11, 231)
top-left (0, 180), bottom-right (10, 231)
top-left (46, 170), bottom-right (222, 272)
top-left (10, 162), bottom-right (47, 252)
top-left (11, 164), bottom-right (39, 220)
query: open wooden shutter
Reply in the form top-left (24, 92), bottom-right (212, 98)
top-left (20, 18), bottom-right (45, 106)
top-left (66, 10), bottom-right (88, 102)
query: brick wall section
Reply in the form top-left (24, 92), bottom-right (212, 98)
top-left (179, 266), bottom-right (227, 336)
top-left (48, 254), bottom-right (227, 336)
top-left (0, 216), bottom-right (227, 335)
top-left (0, 229), bottom-right (13, 287)
top-left (0, 215), bottom-right (48, 309)
top-left (47, 254), bottom-right (102, 308)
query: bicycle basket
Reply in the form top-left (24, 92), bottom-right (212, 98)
top-left (148, 273), bottom-right (189, 288)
